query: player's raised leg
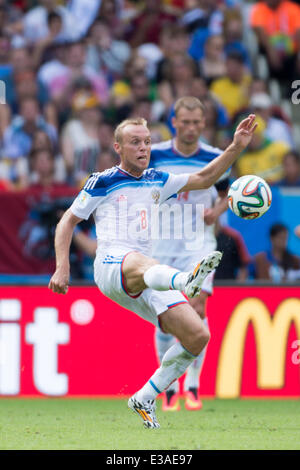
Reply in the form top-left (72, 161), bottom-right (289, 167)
top-left (122, 250), bottom-right (222, 298)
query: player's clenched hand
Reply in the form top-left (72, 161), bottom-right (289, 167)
top-left (48, 269), bottom-right (69, 294)
top-left (233, 114), bottom-right (258, 149)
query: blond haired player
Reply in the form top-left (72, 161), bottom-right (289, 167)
top-left (49, 115), bottom-right (257, 429)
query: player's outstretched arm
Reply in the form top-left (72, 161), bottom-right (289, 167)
top-left (48, 208), bottom-right (83, 295)
top-left (179, 114), bottom-right (258, 192)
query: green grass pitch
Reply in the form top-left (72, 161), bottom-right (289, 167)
top-left (0, 398), bottom-right (300, 450)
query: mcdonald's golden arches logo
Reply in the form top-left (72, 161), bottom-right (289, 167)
top-left (216, 297), bottom-right (300, 398)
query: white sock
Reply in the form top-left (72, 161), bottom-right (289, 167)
top-left (184, 317), bottom-right (209, 391)
top-left (154, 328), bottom-right (179, 393)
top-left (143, 264), bottom-right (188, 291)
top-left (135, 342), bottom-right (196, 402)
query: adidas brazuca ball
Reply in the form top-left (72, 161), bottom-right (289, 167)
top-left (227, 175), bottom-right (272, 220)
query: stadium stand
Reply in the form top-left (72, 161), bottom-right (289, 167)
top-left (0, 0), bottom-right (299, 282)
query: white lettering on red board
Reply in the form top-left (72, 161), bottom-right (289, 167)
top-left (0, 300), bottom-right (70, 396)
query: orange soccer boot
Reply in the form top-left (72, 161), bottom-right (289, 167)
top-left (162, 390), bottom-right (181, 412)
top-left (184, 388), bottom-right (203, 411)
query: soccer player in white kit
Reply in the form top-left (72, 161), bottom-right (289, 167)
top-left (150, 96), bottom-right (229, 411)
top-left (48, 114), bottom-right (257, 429)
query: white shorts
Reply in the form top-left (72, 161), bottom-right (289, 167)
top-left (156, 254), bottom-right (215, 296)
top-left (94, 248), bottom-right (188, 327)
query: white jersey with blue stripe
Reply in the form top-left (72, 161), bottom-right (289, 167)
top-left (70, 165), bottom-right (190, 258)
top-left (150, 139), bottom-right (230, 258)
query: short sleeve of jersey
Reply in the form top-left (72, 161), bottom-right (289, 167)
top-left (160, 172), bottom-right (190, 203)
top-left (70, 173), bottom-right (106, 220)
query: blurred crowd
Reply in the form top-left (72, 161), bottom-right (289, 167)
top-left (0, 0), bottom-right (299, 280)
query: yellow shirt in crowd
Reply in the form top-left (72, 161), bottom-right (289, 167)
top-left (210, 75), bottom-right (252, 118)
top-left (235, 140), bottom-right (290, 183)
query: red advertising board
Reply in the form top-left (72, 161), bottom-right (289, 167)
top-left (0, 286), bottom-right (299, 397)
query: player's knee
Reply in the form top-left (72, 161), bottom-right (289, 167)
top-left (199, 323), bottom-right (210, 346)
top-left (189, 324), bottom-right (210, 355)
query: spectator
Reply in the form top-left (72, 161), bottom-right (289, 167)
top-left (9, 45), bottom-right (33, 73)
top-left (198, 34), bottom-right (226, 85)
top-left (30, 129), bottom-right (66, 184)
top-left (29, 148), bottom-right (67, 190)
top-left (278, 150), bottom-right (300, 186)
top-left (190, 76), bottom-right (229, 127)
top-left (183, 0), bottom-right (223, 37)
top-left (126, 0), bottom-right (179, 48)
top-left (37, 43), bottom-right (68, 90)
top-left (3, 95), bottom-right (57, 154)
top-left (233, 115), bottom-right (290, 184)
top-left (0, 0), bottom-right (23, 38)
top-left (86, 19), bottom-right (131, 82)
top-left (130, 74), bottom-right (158, 106)
top-left (1, 96), bottom-right (57, 187)
top-left (22, 0), bottom-right (79, 44)
top-left (10, 68), bottom-right (57, 129)
top-left (253, 223), bottom-right (300, 281)
top-left (110, 55), bottom-right (159, 122)
top-left (0, 45), bottom-right (32, 115)
top-left (98, 0), bottom-right (127, 40)
top-left (158, 53), bottom-right (199, 110)
top-left (31, 10), bottom-right (65, 67)
top-left (250, 92), bottom-right (294, 148)
top-left (223, 8), bottom-right (252, 70)
top-left (48, 41), bottom-right (109, 111)
top-left (154, 23), bottom-right (191, 84)
top-left (215, 220), bottom-right (252, 280)
top-left (250, 0), bottom-right (300, 84)
top-left (210, 50), bottom-right (252, 120)
top-left (186, 0), bottom-right (224, 60)
top-left (0, 45), bottom-right (56, 127)
top-left (249, 77), bottom-right (269, 96)
top-left (60, 90), bottom-right (102, 186)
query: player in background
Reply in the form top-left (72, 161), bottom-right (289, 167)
top-left (150, 96), bottom-right (229, 411)
top-left (48, 115), bottom-right (257, 429)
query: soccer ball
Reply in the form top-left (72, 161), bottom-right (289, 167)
top-left (227, 175), bottom-right (272, 219)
